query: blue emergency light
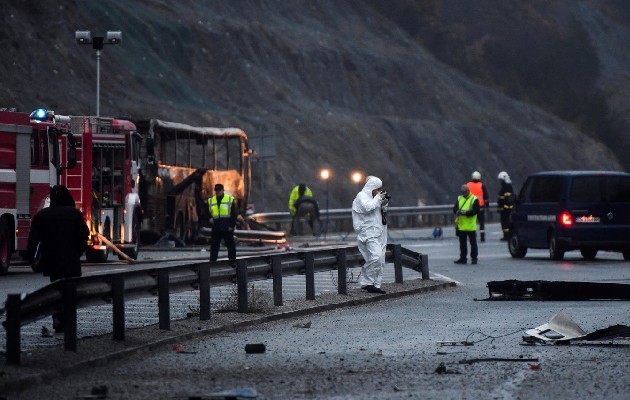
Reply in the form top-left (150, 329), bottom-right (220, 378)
top-left (32, 108), bottom-right (48, 121)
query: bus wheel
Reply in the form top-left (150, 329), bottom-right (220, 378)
top-left (0, 219), bottom-right (11, 275)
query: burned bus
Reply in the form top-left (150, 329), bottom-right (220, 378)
top-left (136, 119), bottom-right (252, 244)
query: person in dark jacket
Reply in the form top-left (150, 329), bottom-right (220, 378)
top-left (497, 171), bottom-right (515, 240)
top-left (208, 183), bottom-right (238, 263)
top-left (27, 185), bottom-right (89, 332)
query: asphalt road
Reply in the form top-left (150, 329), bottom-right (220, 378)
top-left (3, 224), bottom-right (630, 399)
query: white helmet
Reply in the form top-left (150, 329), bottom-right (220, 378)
top-left (497, 171), bottom-right (509, 180)
top-left (472, 171), bottom-right (481, 180)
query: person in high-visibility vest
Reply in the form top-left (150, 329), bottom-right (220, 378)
top-left (453, 184), bottom-right (480, 264)
top-left (288, 183), bottom-right (320, 236)
top-left (208, 183), bottom-right (238, 264)
top-left (467, 171), bottom-right (489, 242)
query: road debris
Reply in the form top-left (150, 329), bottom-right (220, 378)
top-left (459, 357), bottom-right (539, 365)
top-left (434, 362), bottom-right (461, 374)
top-left (41, 326), bottom-right (53, 337)
top-left (524, 310), bottom-right (630, 343)
top-left (197, 387), bottom-right (257, 399)
top-left (244, 343), bottom-right (266, 353)
top-left (487, 280), bottom-right (630, 300)
top-left (292, 320), bottom-right (311, 328)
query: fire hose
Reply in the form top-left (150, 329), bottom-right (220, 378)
top-left (96, 233), bottom-right (135, 264)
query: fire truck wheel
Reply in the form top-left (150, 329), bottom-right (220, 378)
top-left (86, 247), bottom-right (109, 263)
top-left (119, 211), bottom-right (140, 260)
top-left (0, 219), bottom-right (11, 275)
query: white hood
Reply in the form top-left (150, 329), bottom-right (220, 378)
top-left (362, 176), bottom-right (382, 193)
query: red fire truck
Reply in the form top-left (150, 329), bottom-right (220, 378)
top-left (61, 113), bottom-right (143, 263)
top-left (0, 109), bottom-right (77, 274)
top-left (0, 109), bottom-right (142, 274)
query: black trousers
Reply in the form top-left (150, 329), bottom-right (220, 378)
top-left (210, 229), bottom-right (236, 262)
top-left (477, 207), bottom-right (485, 231)
top-left (458, 230), bottom-right (478, 260)
top-left (500, 209), bottom-right (511, 238)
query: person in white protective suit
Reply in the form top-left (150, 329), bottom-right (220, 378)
top-left (352, 175), bottom-right (389, 294)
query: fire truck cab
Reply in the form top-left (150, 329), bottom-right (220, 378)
top-left (62, 114), bottom-right (143, 263)
top-left (0, 109), bottom-right (77, 274)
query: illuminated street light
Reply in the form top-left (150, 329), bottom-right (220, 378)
top-left (320, 168), bottom-right (331, 239)
top-left (75, 30), bottom-right (122, 117)
top-left (351, 171), bottom-right (363, 192)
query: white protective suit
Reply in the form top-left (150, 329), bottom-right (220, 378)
top-left (352, 176), bottom-right (388, 288)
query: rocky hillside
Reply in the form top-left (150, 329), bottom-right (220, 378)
top-left (2, 1), bottom-right (628, 211)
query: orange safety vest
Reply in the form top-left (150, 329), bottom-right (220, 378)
top-left (467, 181), bottom-right (485, 207)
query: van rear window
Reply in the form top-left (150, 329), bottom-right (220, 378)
top-left (606, 176), bottom-right (630, 202)
top-left (570, 177), bottom-right (602, 202)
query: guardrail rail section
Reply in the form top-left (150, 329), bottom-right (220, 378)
top-left (2, 244), bottom-right (428, 365)
top-left (248, 203), bottom-right (497, 233)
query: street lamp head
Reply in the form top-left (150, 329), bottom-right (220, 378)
top-left (106, 31), bottom-right (122, 44)
top-left (75, 30), bottom-right (92, 44)
top-left (320, 169), bottom-right (330, 180)
top-left (351, 171), bottom-right (363, 184)
top-left (75, 29), bottom-right (123, 117)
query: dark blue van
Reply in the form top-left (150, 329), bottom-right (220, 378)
top-left (508, 171), bottom-right (630, 260)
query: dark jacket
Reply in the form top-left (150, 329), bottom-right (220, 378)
top-left (498, 181), bottom-right (515, 210)
top-left (27, 186), bottom-right (89, 280)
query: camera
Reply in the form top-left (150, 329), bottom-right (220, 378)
top-left (381, 191), bottom-right (391, 201)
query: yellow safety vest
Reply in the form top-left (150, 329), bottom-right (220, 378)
top-left (456, 194), bottom-right (478, 231)
top-left (209, 194), bottom-right (235, 218)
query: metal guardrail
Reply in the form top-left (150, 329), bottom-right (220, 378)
top-left (3, 244), bottom-right (428, 366)
top-left (248, 203), bottom-right (498, 233)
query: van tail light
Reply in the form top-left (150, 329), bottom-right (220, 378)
top-left (559, 211), bottom-right (574, 227)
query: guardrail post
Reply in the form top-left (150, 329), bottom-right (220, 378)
top-left (271, 255), bottom-right (283, 306)
top-left (420, 254), bottom-right (429, 280)
top-left (304, 252), bottom-right (315, 300)
top-left (336, 249), bottom-right (347, 295)
top-left (158, 269), bottom-right (170, 330)
top-left (393, 244), bottom-right (403, 283)
top-left (112, 274), bottom-right (125, 341)
top-left (237, 260), bottom-right (248, 313)
top-left (5, 294), bottom-right (21, 365)
top-left (62, 281), bottom-right (78, 352)
top-left (199, 263), bottom-right (211, 320)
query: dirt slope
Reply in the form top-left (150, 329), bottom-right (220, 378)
top-left (0, 1), bottom-right (626, 211)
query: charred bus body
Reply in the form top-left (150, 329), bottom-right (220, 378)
top-left (136, 119), bottom-right (251, 244)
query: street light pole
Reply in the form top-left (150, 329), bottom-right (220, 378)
top-left (75, 31), bottom-right (122, 117)
top-left (95, 48), bottom-right (101, 117)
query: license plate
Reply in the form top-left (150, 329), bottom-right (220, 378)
top-left (575, 215), bottom-right (600, 223)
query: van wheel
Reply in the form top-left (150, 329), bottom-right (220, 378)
top-left (580, 248), bottom-right (598, 260)
top-left (622, 249), bottom-right (630, 260)
top-left (548, 234), bottom-right (565, 261)
top-left (508, 230), bottom-right (527, 258)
